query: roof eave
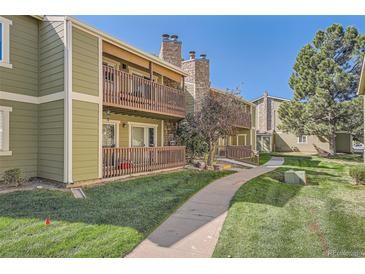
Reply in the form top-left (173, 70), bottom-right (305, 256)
top-left (65, 16), bottom-right (188, 77)
top-left (210, 87), bottom-right (255, 106)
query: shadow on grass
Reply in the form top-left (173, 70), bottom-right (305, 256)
top-left (231, 174), bottom-right (303, 207)
top-left (232, 162), bottom-right (342, 208)
top-left (0, 170), bottom-right (233, 233)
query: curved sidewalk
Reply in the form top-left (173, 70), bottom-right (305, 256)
top-left (126, 157), bottom-right (284, 258)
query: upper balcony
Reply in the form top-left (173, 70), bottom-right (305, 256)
top-left (103, 66), bottom-right (186, 119)
top-left (233, 112), bottom-right (251, 129)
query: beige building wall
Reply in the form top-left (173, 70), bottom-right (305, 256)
top-left (274, 132), bottom-right (330, 153)
top-left (335, 133), bottom-right (353, 153)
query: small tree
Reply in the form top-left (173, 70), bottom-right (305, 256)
top-left (279, 24), bottom-right (365, 156)
top-left (195, 91), bottom-right (247, 166)
top-left (176, 113), bottom-right (208, 161)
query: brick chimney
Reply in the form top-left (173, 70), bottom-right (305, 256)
top-left (182, 51), bottom-right (210, 113)
top-left (159, 33), bottom-right (182, 67)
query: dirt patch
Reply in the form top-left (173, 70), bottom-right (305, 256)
top-left (0, 178), bottom-right (67, 194)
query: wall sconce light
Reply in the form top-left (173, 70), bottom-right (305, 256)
top-left (122, 123), bottom-right (127, 128)
top-left (106, 109), bottom-right (111, 121)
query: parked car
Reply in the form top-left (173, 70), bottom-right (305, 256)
top-left (353, 143), bottom-right (364, 153)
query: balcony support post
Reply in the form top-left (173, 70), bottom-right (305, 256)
top-left (149, 61), bottom-right (154, 81)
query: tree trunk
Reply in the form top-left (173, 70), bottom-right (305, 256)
top-left (207, 141), bottom-right (216, 167)
top-left (329, 131), bottom-right (336, 157)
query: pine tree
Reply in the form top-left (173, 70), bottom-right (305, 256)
top-left (278, 24), bottom-right (365, 155)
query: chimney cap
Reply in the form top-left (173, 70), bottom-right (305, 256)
top-left (189, 51), bottom-right (196, 60)
top-left (200, 54), bottom-right (207, 59)
top-left (162, 34), bottom-right (170, 40)
top-left (171, 34), bottom-right (178, 41)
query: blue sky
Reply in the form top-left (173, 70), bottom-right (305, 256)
top-left (77, 16), bottom-right (365, 101)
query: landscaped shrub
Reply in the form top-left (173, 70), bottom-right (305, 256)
top-left (349, 166), bottom-right (365, 185)
top-left (2, 168), bottom-right (24, 186)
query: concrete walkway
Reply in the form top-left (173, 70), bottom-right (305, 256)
top-left (126, 157), bottom-right (284, 258)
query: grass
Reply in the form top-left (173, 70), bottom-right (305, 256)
top-left (0, 169), bottom-right (234, 257)
top-left (213, 155), bottom-right (365, 258)
top-left (259, 153), bottom-right (271, 165)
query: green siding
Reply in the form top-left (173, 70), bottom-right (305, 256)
top-left (38, 100), bottom-right (64, 182)
top-left (0, 100), bottom-right (38, 179)
top-left (73, 100), bottom-right (99, 182)
top-left (0, 16), bottom-right (39, 96)
top-left (72, 27), bottom-right (99, 96)
top-left (39, 20), bottom-right (64, 96)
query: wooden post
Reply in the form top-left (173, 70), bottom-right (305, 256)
top-left (149, 62), bottom-right (154, 80)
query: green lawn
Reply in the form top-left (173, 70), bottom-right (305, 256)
top-left (259, 153), bottom-right (271, 165)
top-left (213, 155), bottom-right (365, 257)
top-left (0, 169), bottom-right (233, 257)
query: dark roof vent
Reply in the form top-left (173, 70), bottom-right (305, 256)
top-left (162, 34), bottom-right (170, 41)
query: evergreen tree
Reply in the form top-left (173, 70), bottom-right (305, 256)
top-left (278, 24), bottom-right (365, 155)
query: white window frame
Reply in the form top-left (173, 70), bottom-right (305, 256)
top-left (0, 16), bottom-right (12, 69)
top-left (128, 122), bottom-right (158, 147)
top-left (102, 119), bottom-right (120, 147)
top-left (236, 134), bottom-right (247, 146)
top-left (0, 106), bottom-right (12, 156)
top-left (297, 135), bottom-right (308, 144)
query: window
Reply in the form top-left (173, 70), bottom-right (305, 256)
top-left (129, 122), bottom-right (158, 147)
top-left (297, 135), bottom-right (308, 144)
top-left (102, 120), bottom-right (120, 148)
top-left (0, 106), bottom-right (12, 156)
top-left (0, 16), bottom-right (12, 68)
top-left (237, 134), bottom-right (247, 146)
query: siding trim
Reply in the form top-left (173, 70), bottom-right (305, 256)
top-left (98, 37), bottom-right (103, 178)
top-left (0, 90), bottom-right (64, 104)
top-left (72, 92), bottom-right (99, 104)
top-left (64, 19), bottom-right (73, 183)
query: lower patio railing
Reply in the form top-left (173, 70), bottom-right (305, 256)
top-left (103, 146), bottom-right (186, 178)
top-left (217, 145), bottom-right (259, 165)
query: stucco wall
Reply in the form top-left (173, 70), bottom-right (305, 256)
top-left (274, 132), bottom-right (330, 153)
top-left (335, 133), bottom-right (352, 153)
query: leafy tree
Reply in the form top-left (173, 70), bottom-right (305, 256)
top-left (176, 113), bottom-right (208, 161)
top-left (279, 24), bottom-right (365, 155)
top-left (198, 91), bottom-right (248, 166)
top-left (338, 96), bottom-right (364, 142)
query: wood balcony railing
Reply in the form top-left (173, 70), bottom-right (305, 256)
top-left (217, 145), bottom-right (258, 165)
top-left (103, 146), bottom-right (186, 178)
top-left (233, 112), bottom-right (251, 128)
top-left (103, 66), bottom-right (185, 118)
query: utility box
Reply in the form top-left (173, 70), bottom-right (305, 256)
top-left (284, 170), bottom-right (306, 185)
